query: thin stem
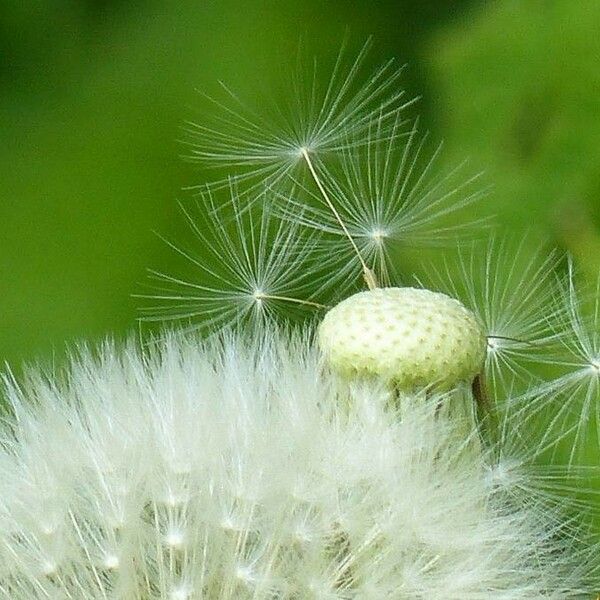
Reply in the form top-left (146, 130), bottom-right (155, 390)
top-left (487, 335), bottom-right (538, 347)
top-left (254, 291), bottom-right (328, 309)
top-left (300, 147), bottom-right (378, 289)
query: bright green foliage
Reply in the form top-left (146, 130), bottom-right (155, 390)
top-left (429, 0), bottom-right (600, 276)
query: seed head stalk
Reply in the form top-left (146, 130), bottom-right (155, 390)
top-left (252, 290), bottom-right (327, 309)
top-left (300, 147), bottom-right (378, 289)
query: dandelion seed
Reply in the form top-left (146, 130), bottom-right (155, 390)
top-left (427, 237), bottom-right (563, 397)
top-left (554, 262), bottom-right (600, 382)
top-left (483, 393), bottom-right (600, 523)
top-left (518, 261), bottom-right (600, 465)
top-left (170, 585), bottom-right (192, 600)
top-left (184, 39), bottom-right (416, 193)
top-left (150, 45), bottom-right (492, 327)
top-left (282, 118), bottom-right (489, 286)
top-left (165, 529), bottom-right (185, 549)
top-left (139, 187), bottom-right (332, 333)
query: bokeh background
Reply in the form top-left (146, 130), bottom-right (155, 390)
top-left (1, 0), bottom-right (599, 370)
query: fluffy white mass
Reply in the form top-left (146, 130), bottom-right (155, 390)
top-left (0, 332), bottom-right (593, 598)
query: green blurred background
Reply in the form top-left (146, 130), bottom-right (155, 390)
top-left (1, 0), bottom-right (599, 369)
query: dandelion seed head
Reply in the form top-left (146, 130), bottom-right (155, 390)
top-left (427, 238), bottom-right (563, 397)
top-left (23, 38), bottom-right (600, 598)
top-left (318, 286), bottom-right (486, 390)
top-left (0, 332), bottom-right (593, 597)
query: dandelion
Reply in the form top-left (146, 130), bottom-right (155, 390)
top-left (0, 333), bottom-right (596, 598)
top-left (156, 41), bottom-right (600, 596)
top-left (4, 42), bottom-right (600, 598)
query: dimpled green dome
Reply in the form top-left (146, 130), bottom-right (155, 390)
top-left (318, 287), bottom-right (486, 390)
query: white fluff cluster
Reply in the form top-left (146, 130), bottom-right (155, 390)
top-left (0, 332), bottom-right (594, 598)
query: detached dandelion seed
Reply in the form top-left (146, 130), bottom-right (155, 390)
top-left (138, 188), bottom-right (331, 333)
top-left (286, 118), bottom-right (489, 287)
top-left (185, 39), bottom-right (416, 193)
top-left (519, 261), bottom-right (600, 465)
